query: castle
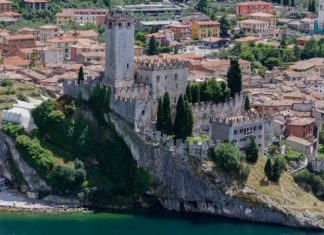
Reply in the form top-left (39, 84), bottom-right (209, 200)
top-left (63, 12), bottom-right (273, 152)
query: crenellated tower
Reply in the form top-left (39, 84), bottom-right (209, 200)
top-left (103, 12), bottom-right (135, 88)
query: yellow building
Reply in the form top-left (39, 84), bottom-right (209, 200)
top-left (191, 21), bottom-right (220, 40)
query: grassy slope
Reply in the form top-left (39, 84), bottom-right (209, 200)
top-left (246, 157), bottom-right (324, 214)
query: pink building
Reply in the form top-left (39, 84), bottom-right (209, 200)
top-left (236, 1), bottom-right (272, 16)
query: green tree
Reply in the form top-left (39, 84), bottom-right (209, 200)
top-left (184, 97), bottom-right (193, 137)
top-left (264, 57), bottom-right (280, 70)
top-left (227, 58), bottom-right (242, 97)
top-left (29, 50), bottom-right (38, 68)
top-left (156, 97), bottom-right (164, 131)
top-left (191, 84), bottom-right (200, 103)
top-left (280, 34), bottom-right (288, 48)
top-left (219, 15), bottom-right (231, 37)
top-left (293, 41), bottom-right (301, 61)
top-left (264, 158), bottom-right (273, 180)
top-left (162, 92), bottom-right (173, 135)
top-left (196, 0), bottom-right (208, 14)
top-left (245, 138), bottom-right (259, 163)
top-left (271, 157), bottom-right (281, 182)
top-left (186, 83), bottom-right (192, 103)
top-left (244, 95), bottom-right (251, 111)
top-left (78, 66), bottom-right (84, 84)
top-left (147, 36), bottom-right (159, 56)
top-left (174, 95), bottom-right (188, 139)
top-left (308, 0), bottom-right (316, 12)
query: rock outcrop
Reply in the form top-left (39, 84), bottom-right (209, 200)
top-left (0, 131), bottom-right (51, 192)
top-left (110, 114), bottom-right (324, 230)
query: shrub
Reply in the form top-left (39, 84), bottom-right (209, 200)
top-left (17, 92), bottom-right (29, 102)
top-left (0, 78), bottom-right (13, 87)
top-left (209, 143), bottom-right (250, 179)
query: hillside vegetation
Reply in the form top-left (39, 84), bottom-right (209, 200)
top-left (3, 87), bottom-right (152, 206)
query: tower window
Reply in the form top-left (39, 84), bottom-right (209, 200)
top-left (127, 22), bottom-right (131, 27)
top-left (118, 23), bottom-right (122, 27)
top-left (109, 22), bottom-right (112, 28)
top-left (127, 64), bottom-right (129, 69)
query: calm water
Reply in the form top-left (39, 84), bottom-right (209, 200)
top-left (0, 210), bottom-right (323, 235)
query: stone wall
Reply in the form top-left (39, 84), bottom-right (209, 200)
top-left (192, 93), bottom-right (246, 132)
top-left (110, 113), bottom-right (324, 230)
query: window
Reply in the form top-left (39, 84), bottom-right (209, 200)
top-left (165, 75), bottom-right (167, 80)
top-left (253, 126), bottom-right (257, 131)
top-left (258, 125), bottom-right (262, 130)
top-left (156, 75), bottom-right (160, 82)
top-left (240, 129), bottom-right (243, 134)
top-left (118, 23), bottom-right (122, 27)
top-left (234, 130), bottom-right (238, 135)
top-left (174, 74), bottom-right (178, 80)
top-left (127, 64), bottom-right (129, 69)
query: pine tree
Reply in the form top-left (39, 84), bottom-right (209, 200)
top-left (174, 95), bottom-right (187, 139)
top-left (244, 96), bottom-right (251, 111)
top-left (78, 66), bottom-right (84, 84)
top-left (291, 0), bottom-right (295, 7)
top-left (264, 158), bottom-right (273, 180)
top-left (293, 41), bottom-right (300, 61)
top-left (147, 36), bottom-right (159, 56)
top-left (227, 58), bottom-right (242, 97)
top-left (245, 138), bottom-right (259, 163)
top-left (156, 97), bottom-right (164, 131)
top-left (162, 92), bottom-right (173, 135)
top-left (186, 83), bottom-right (192, 103)
top-left (308, 0), bottom-right (316, 12)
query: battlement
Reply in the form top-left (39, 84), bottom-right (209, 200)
top-left (211, 112), bottom-right (263, 127)
top-left (105, 11), bottom-right (135, 23)
top-left (135, 57), bottom-right (187, 71)
top-left (192, 92), bottom-right (246, 115)
top-left (112, 83), bottom-right (151, 100)
top-left (144, 130), bottom-right (218, 158)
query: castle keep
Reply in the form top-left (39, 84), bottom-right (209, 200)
top-left (63, 12), bottom-right (272, 152)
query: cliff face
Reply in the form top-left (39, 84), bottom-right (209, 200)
top-left (110, 114), bottom-right (324, 230)
top-left (0, 131), bottom-right (51, 192)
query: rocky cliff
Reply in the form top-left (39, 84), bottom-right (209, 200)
top-left (0, 131), bottom-right (51, 192)
top-left (110, 114), bottom-right (324, 230)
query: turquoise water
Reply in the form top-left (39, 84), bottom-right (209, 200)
top-left (0, 210), bottom-right (323, 235)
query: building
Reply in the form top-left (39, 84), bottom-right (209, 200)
top-left (0, 34), bottom-right (36, 56)
top-left (17, 27), bottom-right (40, 41)
top-left (144, 30), bottom-right (174, 45)
top-left (16, 47), bottom-right (36, 60)
top-left (164, 23), bottom-right (191, 41)
top-left (287, 117), bottom-right (315, 140)
top-left (299, 18), bottom-right (315, 33)
top-left (247, 12), bottom-right (276, 29)
top-left (55, 8), bottom-right (108, 26)
top-left (0, 0), bottom-right (12, 13)
top-left (191, 21), bottom-right (220, 40)
top-left (37, 47), bottom-right (64, 64)
top-left (201, 37), bottom-right (230, 49)
top-left (238, 19), bottom-right (269, 38)
top-left (65, 29), bottom-right (98, 40)
top-left (70, 40), bottom-right (104, 63)
top-left (201, 59), bottom-right (251, 74)
top-left (209, 114), bottom-right (270, 151)
top-left (39, 25), bottom-right (60, 42)
top-left (134, 57), bottom-right (188, 105)
top-left (286, 135), bottom-right (313, 156)
top-left (236, 1), bottom-right (272, 16)
top-left (116, 3), bottom-right (187, 17)
top-left (46, 37), bottom-right (77, 60)
top-left (24, 0), bottom-right (48, 11)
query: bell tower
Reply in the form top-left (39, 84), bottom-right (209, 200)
top-left (103, 12), bottom-right (135, 88)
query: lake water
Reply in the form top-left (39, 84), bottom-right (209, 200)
top-left (0, 210), bottom-right (323, 235)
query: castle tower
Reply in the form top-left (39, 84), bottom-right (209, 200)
top-left (103, 12), bottom-right (135, 88)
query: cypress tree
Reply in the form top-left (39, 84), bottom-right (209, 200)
top-left (244, 96), bottom-right (251, 111)
top-left (264, 158), bottom-right (273, 180)
top-left (174, 95), bottom-right (187, 139)
top-left (291, 0), bottom-right (295, 6)
top-left (186, 83), bottom-right (192, 103)
top-left (191, 84), bottom-right (200, 103)
top-left (78, 66), bottom-right (84, 84)
top-left (227, 58), bottom-right (242, 97)
top-left (147, 36), bottom-right (159, 56)
top-left (271, 158), bottom-right (281, 182)
top-left (156, 97), bottom-right (164, 131)
top-left (185, 98), bottom-right (193, 137)
top-left (245, 138), bottom-right (259, 163)
top-left (162, 92), bottom-right (173, 135)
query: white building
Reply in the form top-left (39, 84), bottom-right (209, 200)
top-left (319, 0), bottom-right (324, 32)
